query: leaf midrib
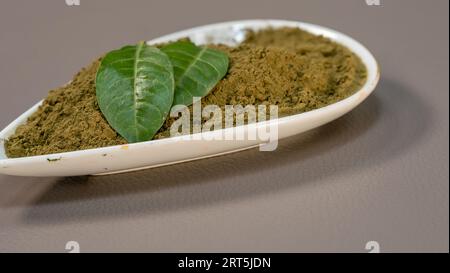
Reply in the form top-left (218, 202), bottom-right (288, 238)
top-left (132, 42), bottom-right (145, 139)
top-left (175, 47), bottom-right (208, 95)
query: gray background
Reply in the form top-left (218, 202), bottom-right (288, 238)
top-left (0, 0), bottom-right (448, 252)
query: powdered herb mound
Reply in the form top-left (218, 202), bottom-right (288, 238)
top-left (5, 60), bottom-right (127, 157)
top-left (5, 27), bottom-right (367, 158)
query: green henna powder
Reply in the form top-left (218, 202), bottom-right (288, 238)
top-left (5, 27), bottom-right (367, 158)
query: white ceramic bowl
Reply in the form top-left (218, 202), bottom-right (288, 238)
top-left (0, 20), bottom-right (380, 177)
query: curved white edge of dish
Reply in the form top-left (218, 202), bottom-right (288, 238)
top-left (0, 19), bottom-right (380, 177)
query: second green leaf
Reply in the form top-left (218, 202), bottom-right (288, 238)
top-left (161, 41), bottom-right (229, 106)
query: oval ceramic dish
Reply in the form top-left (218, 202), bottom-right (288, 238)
top-left (0, 20), bottom-right (380, 177)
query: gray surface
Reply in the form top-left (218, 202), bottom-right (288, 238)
top-left (0, 0), bottom-right (448, 252)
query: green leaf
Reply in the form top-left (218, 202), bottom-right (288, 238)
top-left (96, 42), bottom-right (174, 143)
top-left (161, 41), bottom-right (229, 106)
